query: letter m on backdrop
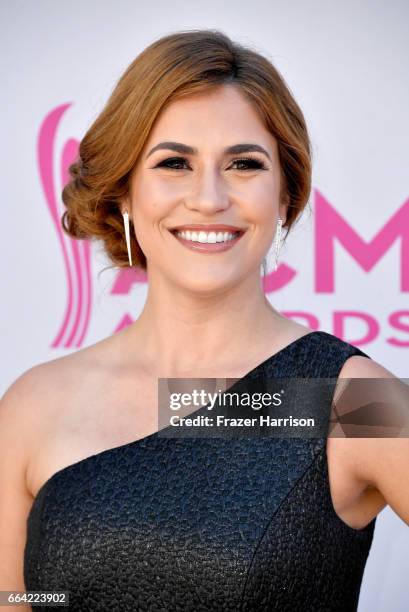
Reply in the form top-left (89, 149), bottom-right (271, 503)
top-left (315, 190), bottom-right (409, 293)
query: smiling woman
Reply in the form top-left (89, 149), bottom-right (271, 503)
top-left (1, 27), bottom-right (407, 612)
top-left (115, 79), bottom-right (299, 298)
top-left (60, 29), bottom-right (311, 274)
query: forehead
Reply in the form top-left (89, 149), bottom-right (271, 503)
top-left (145, 84), bottom-right (276, 150)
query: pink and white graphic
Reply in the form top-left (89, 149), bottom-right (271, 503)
top-left (38, 104), bottom-right (93, 349)
top-left (315, 190), bottom-right (409, 292)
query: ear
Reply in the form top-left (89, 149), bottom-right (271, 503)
top-left (119, 197), bottom-right (131, 217)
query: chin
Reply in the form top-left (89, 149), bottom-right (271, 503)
top-left (173, 268), bottom-right (246, 296)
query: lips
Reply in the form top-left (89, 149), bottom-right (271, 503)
top-left (169, 225), bottom-right (246, 253)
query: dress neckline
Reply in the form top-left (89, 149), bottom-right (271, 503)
top-left (30, 330), bottom-right (323, 505)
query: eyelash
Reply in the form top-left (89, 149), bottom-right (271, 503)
top-left (154, 156), bottom-right (268, 171)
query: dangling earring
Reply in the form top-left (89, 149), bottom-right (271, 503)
top-left (122, 209), bottom-right (133, 266)
top-left (273, 217), bottom-right (283, 271)
top-left (262, 217), bottom-right (283, 276)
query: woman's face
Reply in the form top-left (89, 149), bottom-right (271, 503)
top-left (124, 84), bottom-right (287, 293)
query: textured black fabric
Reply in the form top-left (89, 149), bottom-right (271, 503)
top-left (24, 330), bottom-right (377, 611)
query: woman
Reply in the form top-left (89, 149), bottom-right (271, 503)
top-left (1, 29), bottom-right (408, 612)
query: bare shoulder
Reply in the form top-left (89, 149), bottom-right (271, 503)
top-left (334, 352), bottom-right (409, 526)
top-left (0, 334), bottom-right (121, 477)
top-left (339, 352), bottom-right (397, 379)
top-left (0, 337), bottom-right (118, 590)
top-left (1, 335), bottom-right (109, 419)
top-left (0, 361), bottom-right (64, 456)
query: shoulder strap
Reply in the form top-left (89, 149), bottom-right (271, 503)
top-left (300, 330), bottom-right (372, 378)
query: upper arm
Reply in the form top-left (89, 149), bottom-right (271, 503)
top-left (0, 367), bottom-right (45, 598)
top-left (336, 355), bottom-right (409, 526)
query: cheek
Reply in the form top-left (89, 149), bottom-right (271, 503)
top-left (241, 194), bottom-right (277, 226)
top-left (133, 175), bottom-right (182, 219)
top-left (143, 173), bottom-right (186, 199)
top-left (237, 177), bottom-right (279, 219)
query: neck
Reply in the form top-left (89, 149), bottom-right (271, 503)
top-left (122, 267), bottom-right (287, 377)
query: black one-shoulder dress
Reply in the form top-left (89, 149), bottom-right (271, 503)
top-left (24, 330), bottom-right (377, 611)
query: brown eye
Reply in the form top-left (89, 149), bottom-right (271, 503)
top-left (155, 157), bottom-right (191, 170)
top-left (231, 157), bottom-right (268, 171)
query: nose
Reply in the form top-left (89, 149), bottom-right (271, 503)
top-left (183, 166), bottom-right (231, 215)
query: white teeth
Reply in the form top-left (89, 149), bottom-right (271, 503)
top-left (176, 230), bottom-right (239, 243)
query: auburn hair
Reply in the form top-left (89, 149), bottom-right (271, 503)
top-left (62, 29), bottom-right (312, 271)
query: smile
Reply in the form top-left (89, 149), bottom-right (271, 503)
top-left (169, 227), bottom-right (246, 253)
top-left (176, 230), bottom-right (239, 243)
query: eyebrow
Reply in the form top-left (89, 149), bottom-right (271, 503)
top-left (145, 141), bottom-right (272, 161)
